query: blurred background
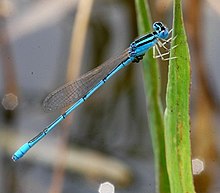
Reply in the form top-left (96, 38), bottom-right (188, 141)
top-left (0, 0), bottom-right (219, 193)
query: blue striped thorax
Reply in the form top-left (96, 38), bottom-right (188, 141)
top-left (129, 21), bottom-right (169, 62)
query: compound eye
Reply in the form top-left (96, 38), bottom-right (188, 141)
top-left (153, 22), bottom-right (161, 31)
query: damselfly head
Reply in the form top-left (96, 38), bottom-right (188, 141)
top-left (153, 22), bottom-right (169, 39)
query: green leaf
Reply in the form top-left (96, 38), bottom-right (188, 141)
top-left (164, 0), bottom-right (195, 192)
top-left (135, 1), bottom-right (170, 192)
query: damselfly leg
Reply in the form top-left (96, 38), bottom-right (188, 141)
top-left (153, 30), bottom-right (177, 61)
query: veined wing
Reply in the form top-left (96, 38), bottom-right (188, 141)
top-left (43, 48), bottom-right (130, 112)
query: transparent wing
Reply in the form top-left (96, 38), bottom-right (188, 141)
top-left (43, 48), bottom-right (130, 112)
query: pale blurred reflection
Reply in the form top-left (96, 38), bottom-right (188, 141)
top-left (192, 158), bottom-right (204, 175)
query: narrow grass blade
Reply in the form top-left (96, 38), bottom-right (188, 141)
top-left (164, 0), bottom-right (195, 192)
top-left (135, 1), bottom-right (170, 192)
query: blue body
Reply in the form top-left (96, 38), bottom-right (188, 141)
top-left (12, 22), bottom-right (169, 161)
